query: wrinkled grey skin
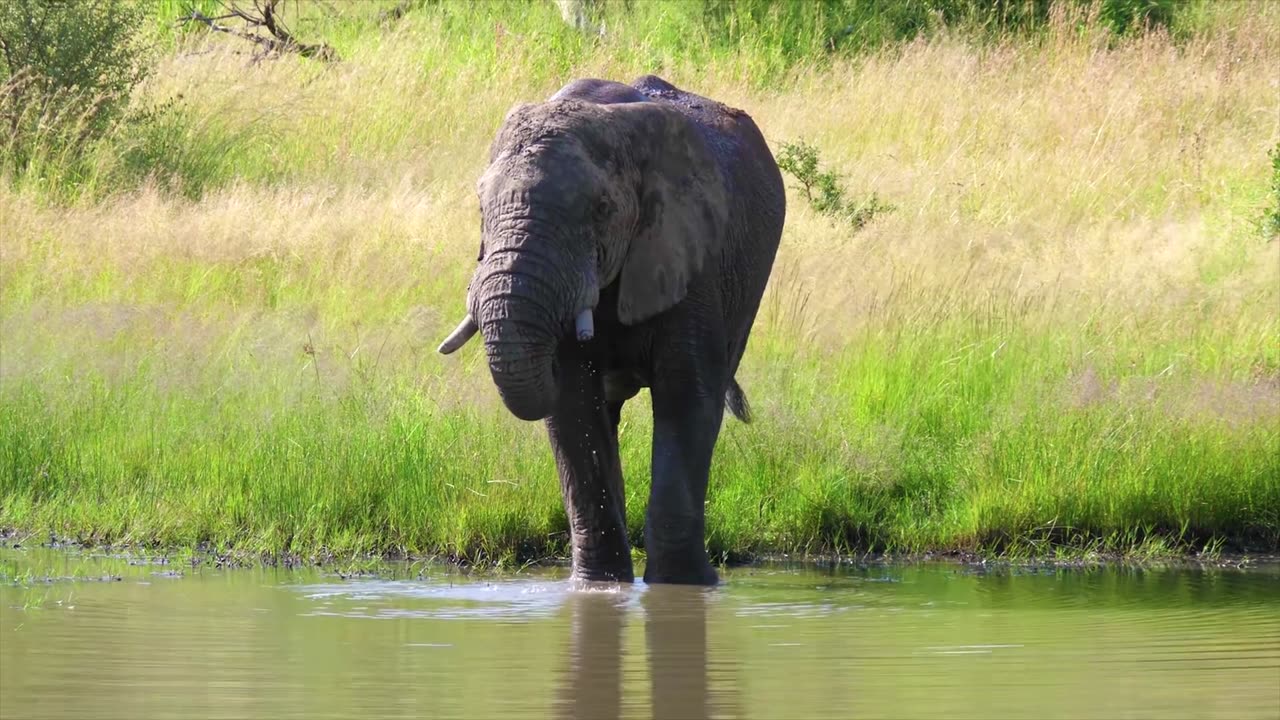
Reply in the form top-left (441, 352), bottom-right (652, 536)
top-left (440, 75), bottom-right (785, 585)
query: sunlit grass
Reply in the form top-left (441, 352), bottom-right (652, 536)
top-left (1, 1), bottom-right (1277, 563)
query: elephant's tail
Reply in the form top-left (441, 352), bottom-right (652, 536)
top-left (726, 378), bottom-right (752, 423)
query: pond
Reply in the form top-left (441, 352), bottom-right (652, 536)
top-left (1, 548), bottom-right (1277, 719)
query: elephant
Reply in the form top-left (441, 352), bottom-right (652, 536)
top-left (438, 74), bottom-right (785, 585)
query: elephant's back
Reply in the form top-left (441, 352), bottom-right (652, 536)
top-left (631, 76), bottom-right (786, 375)
top-left (632, 76), bottom-right (748, 169)
top-left (632, 76), bottom-right (782, 214)
top-left (550, 78), bottom-right (648, 105)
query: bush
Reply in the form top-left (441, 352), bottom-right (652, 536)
top-left (1098, 0), bottom-right (1183, 34)
top-left (0, 0), bottom-right (153, 184)
top-left (777, 140), bottom-right (894, 232)
top-left (1266, 143), bottom-right (1280, 240)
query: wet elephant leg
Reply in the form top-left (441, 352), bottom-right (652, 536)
top-left (643, 319), bottom-right (726, 585)
top-left (545, 343), bottom-right (634, 582)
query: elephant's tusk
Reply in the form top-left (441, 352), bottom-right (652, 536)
top-left (574, 309), bottom-right (594, 341)
top-left (437, 315), bottom-right (479, 354)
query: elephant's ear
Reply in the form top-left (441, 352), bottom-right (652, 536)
top-left (610, 103), bottom-right (728, 325)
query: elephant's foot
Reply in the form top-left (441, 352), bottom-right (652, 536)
top-left (571, 565), bottom-right (635, 584)
top-left (570, 545), bottom-right (634, 583)
top-left (641, 549), bottom-right (718, 586)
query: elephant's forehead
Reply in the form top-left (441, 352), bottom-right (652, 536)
top-left (477, 151), bottom-right (600, 209)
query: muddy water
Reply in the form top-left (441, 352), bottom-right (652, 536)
top-left (1, 550), bottom-right (1277, 720)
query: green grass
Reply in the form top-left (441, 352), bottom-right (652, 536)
top-left (2, 289), bottom-right (1274, 564)
top-left (1, 0), bottom-right (1277, 565)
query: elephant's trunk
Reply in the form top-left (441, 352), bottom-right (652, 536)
top-left (470, 254), bottom-right (570, 422)
top-left (484, 329), bottom-right (558, 422)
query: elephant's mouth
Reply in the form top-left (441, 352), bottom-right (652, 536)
top-left (440, 304), bottom-right (595, 423)
top-left (436, 307), bottom-right (595, 356)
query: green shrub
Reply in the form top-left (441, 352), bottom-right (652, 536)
top-left (0, 0), bottom-right (154, 183)
top-left (777, 140), bottom-right (894, 232)
top-left (1098, 0), bottom-right (1184, 34)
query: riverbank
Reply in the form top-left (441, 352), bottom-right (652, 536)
top-left (2, 2), bottom-right (1277, 564)
top-left (3, 530), bottom-right (1277, 584)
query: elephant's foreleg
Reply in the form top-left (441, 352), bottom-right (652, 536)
top-left (545, 344), bottom-right (634, 583)
top-left (644, 327), bottom-right (726, 585)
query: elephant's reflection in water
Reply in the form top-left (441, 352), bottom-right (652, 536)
top-left (554, 585), bottom-right (735, 720)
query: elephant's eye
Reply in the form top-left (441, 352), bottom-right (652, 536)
top-left (593, 197), bottom-right (611, 221)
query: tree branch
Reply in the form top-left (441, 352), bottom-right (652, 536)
top-left (178, 0), bottom-right (337, 62)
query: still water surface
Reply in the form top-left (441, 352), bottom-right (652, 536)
top-left (1, 549), bottom-right (1277, 719)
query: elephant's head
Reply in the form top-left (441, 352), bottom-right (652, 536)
top-left (438, 99), bottom-right (729, 421)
